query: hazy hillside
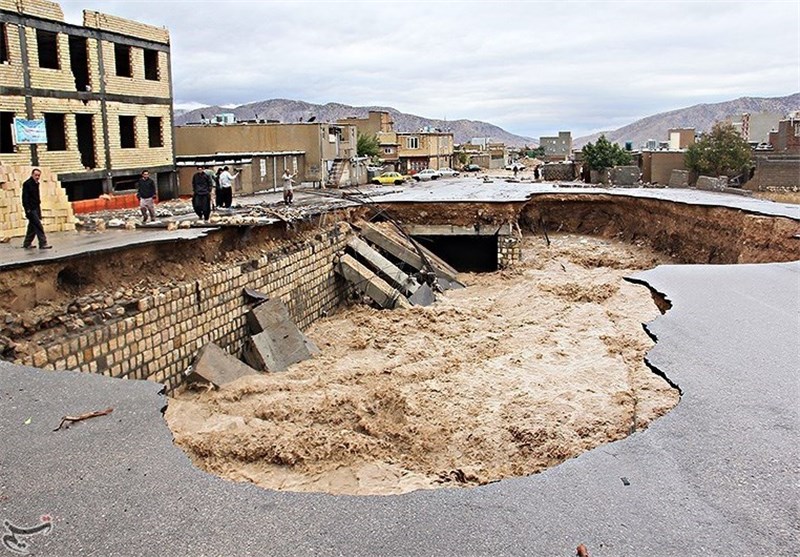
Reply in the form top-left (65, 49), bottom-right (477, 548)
top-left (575, 93), bottom-right (800, 148)
top-left (174, 99), bottom-right (536, 146)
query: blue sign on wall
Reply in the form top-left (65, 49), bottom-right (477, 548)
top-left (12, 118), bottom-right (48, 144)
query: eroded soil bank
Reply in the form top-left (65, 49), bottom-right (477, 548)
top-left (167, 233), bottom-right (680, 496)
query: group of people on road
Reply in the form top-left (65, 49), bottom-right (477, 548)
top-left (190, 165), bottom-right (239, 221)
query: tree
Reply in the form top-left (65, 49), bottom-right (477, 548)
top-left (522, 145), bottom-right (546, 158)
top-left (357, 132), bottom-right (380, 158)
top-left (685, 122), bottom-right (751, 178)
top-left (582, 135), bottom-right (632, 170)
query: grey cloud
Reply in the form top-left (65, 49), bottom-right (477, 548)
top-left (60, 1), bottom-right (799, 138)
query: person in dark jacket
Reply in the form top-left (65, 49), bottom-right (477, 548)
top-left (191, 166), bottom-right (213, 221)
top-left (136, 170), bottom-right (157, 223)
top-left (21, 168), bottom-right (51, 250)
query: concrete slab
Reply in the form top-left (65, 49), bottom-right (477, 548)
top-left (362, 180), bottom-right (800, 220)
top-left (185, 342), bottom-right (259, 387)
top-left (0, 260), bottom-right (798, 556)
top-left (358, 221), bottom-right (462, 286)
top-left (0, 228), bottom-right (213, 271)
top-left (348, 237), bottom-right (419, 296)
top-left (244, 299), bottom-right (318, 371)
top-left (335, 253), bottom-right (410, 309)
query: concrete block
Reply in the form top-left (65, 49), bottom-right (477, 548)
top-left (348, 237), bottom-right (419, 296)
top-left (668, 170), bottom-right (690, 188)
top-left (185, 343), bottom-right (259, 388)
top-left (245, 298), bottom-right (318, 371)
top-left (610, 166), bottom-right (640, 186)
top-left (335, 253), bottom-right (411, 310)
top-left (696, 175), bottom-right (722, 191)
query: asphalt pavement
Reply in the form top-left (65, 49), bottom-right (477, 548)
top-left (0, 261), bottom-right (797, 556)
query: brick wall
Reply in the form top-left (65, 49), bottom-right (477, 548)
top-left (0, 22), bottom-right (24, 87)
top-left (0, 0), bottom-right (64, 21)
top-left (24, 27), bottom-right (75, 91)
top-left (749, 156), bottom-right (800, 189)
top-left (15, 223), bottom-right (353, 391)
top-left (106, 102), bottom-right (173, 170)
top-left (83, 10), bottom-right (169, 44)
top-left (497, 235), bottom-right (521, 268)
top-left (32, 98), bottom-right (104, 173)
top-left (101, 40), bottom-right (171, 98)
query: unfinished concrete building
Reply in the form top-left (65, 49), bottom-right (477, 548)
top-left (174, 121), bottom-right (363, 193)
top-left (0, 0), bottom-right (176, 200)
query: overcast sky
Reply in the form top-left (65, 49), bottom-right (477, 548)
top-left (59, 1), bottom-right (799, 139)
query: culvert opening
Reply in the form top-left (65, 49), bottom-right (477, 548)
top-left (412, 235), bottom-right (499, 272)
top-left (166, 231), bottom-right (681, 497)
top-left (57, 266), bottom-right (92, 294)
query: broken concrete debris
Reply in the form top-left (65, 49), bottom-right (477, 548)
top-left (336, 254), bottom-right (412, 310)
top-left (348, 237), bottom-right (420, 296)
top-left (185, 342), bottom-right (259, 388)
top-left (240, 299), bottom-right (318, 372)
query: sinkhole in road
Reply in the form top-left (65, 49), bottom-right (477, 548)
top-left (166, 232), bottom-right (681, 496)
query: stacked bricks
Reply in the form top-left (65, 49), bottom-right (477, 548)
top-left (0, 165), bottom-right (77, 238)
top-left (15, 223), bottom-right (353, 392)
top-left (498, 234), bottom-right (522, 269)
top-left (0, 0), bottom-right (64, 21)
top-left (83, 10), bottom-right (170, 44)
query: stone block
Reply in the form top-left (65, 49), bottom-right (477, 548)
top-left (668, 170), bottom-right (690, 188)
top-left (610, 166), bottom-right (640, 186)
top-left (185, 343), bottom-right (259, 388)
top-left (696, 175), bottom-right (722, 191)
top-left (244, 299), bottom-right (318, 371)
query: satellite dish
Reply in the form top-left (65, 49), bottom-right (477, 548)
top-left (307, 116), bottom-right (316, 123)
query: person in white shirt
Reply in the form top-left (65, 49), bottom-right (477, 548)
top-left (217, 166), bottom-right (238, 208)
top-left (282, 169), bottom-right (295, 205)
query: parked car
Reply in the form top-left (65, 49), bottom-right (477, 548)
top-left (437, 167), bottom-right (459, 178)
top-left (413, 169), bottom-right (440, 182)
top-left (462, 164), bottom-right (482, 172)
top-left (371, 172), bottom-right (407, 185)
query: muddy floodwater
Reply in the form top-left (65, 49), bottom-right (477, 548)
top-left (167, 233), bottom-right (680, 495)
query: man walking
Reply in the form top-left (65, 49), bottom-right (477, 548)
top-left (21, 168), bottom-right (51, 250)
top-left (136, 170), bottom-right (157, 223)
top-left (217, 166), bottom-right (238, 208)
top-left (192, 165), bottom-right (213, 221)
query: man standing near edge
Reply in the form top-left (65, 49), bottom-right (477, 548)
top-left (21, 168), bottom-right (51, 250)
top-left (282, 168), bottom-right (295, 206)
top-left (192, 165), bottom-right (213, 222)
top-left (136, 169), bottom-right (157, 223)
top-left (217, 166), bottom-right (238, 208)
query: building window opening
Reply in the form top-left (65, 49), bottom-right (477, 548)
top-left (147, 116), bottom-right (163, 147)
top-left (119, 116), bottom-right (136, 148)
top-left (75, 114), bottom-right (96, 168)
top-left (0, 112), bottom-right (14, 153)
top-left (0, 23), bottom-right (9, 63)
top-left (143, 48), bottom-right (159, 81)
top-left (68, 35), bottom-right (90, 91)
top-left (406, 137), bottom-right (419, 149)
top-left (36, 29), bottom-right (60, 69)
top-left (44, 113), bottom-right (67, 151)
top-left (114, 43), bottom-right (132, 77)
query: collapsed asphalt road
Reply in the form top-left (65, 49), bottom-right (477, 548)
top-left (0, 260), bottom-right (797, 556)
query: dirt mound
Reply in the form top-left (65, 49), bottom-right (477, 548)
top-left (167, 233), bottom-right (680, 495)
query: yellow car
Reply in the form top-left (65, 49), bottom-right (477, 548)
top-left (371, 172), bottom-right (407, 185)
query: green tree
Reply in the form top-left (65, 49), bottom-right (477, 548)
top-left (684, 122), bottom-right (751, 178)
top-left (357, 132), bottom-right (380, 158)
top-left (582, 135), bottom-right (632, 170)
top-left (522, 145), bottom-right (546, 158)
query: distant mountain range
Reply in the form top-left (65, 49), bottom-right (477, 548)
top-left (174, 93), bottom-right (800, 150)
top-left (174, 99), bottom-right (536, 146)
top-left (574, 93), bottom-right (800, 148)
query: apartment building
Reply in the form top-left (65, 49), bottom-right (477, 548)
top-left (0, 0), bottom-right (175, 200)
top-left (539, 131), bottom-right (572, 161)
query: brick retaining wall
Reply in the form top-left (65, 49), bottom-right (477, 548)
top-left (15, 223), bottom-right (352, 391)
